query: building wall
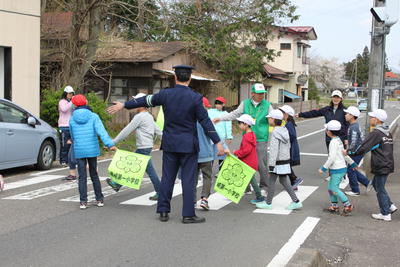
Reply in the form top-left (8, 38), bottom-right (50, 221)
top-left (153, 52), bottom-right (191, 70)
top-left (265, 31), bottom-right (311, 99)
top-left (0, 0), bottom-right (41, 115)
top-left (267, 35), bottom-right (294, 72)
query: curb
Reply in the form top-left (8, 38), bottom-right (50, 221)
top-left (286, 248), bottom-right (328, 267)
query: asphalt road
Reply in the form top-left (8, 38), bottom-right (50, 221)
top-left (0, 102), bottom-right (399, 267)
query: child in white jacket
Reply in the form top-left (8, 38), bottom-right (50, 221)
top-left (319, 120), bottom-right (357, 215)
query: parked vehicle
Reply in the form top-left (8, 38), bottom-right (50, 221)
top-left (0, 99), bottom-right (59, 170)
top-left (358, 99), bottom-right (368, 112)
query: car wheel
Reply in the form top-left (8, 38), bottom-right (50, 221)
top-left (36, 141), bottom-right (55, 170)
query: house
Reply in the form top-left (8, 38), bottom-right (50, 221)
top-left (384, 72), bottom-right (400, 97)
top-left (41, 12), bottom-right (236, 124)
top-left (265, 26), bottom-right (317, 103)
top-left (0, 0), bottom-right (41, 115)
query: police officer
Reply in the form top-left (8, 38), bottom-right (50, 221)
top-left (107, 65), bottom-right (225, 224)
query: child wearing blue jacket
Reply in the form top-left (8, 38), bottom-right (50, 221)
top-left (279, 105), bottom-right (303, 190)
top-left (69, 95), bottom-right (116, 210)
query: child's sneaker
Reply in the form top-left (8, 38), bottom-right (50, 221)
top-left (80, 202), bottom-right (87, 210)
top-left (390, 204), bottom-right (398, 214)
top-left (292, 178), bottom-right (303, 189)
top-left (65, 175), bottom-right (77, 181)
top-left (106, 178), bottom-right (120, 192)
top-left (200, 198), bottom-right (209, 211)
top-left (345, 191), bottom-right (360, 197)
top-left (149, 193), bottom-right (158, 201)
top-left (323, 205), bottom-right (339, 214)
top-left (256, 201), bottom-right (272, 209)
top-left (286, 202), bottom-right (303, 210)
top-left (342, 204), bottom-right (353, 215)
top-left (250, 198), bottom-right (265, 204)
top-left (96, 200), bottom-right (104, 207)
top-left (371, 213), bottom-right (391, 221)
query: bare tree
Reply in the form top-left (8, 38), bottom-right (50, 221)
top-left (41, 0), bottom-right (161, 90)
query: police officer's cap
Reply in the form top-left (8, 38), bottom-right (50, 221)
top-left (173, 65), bottom-right (194, 74)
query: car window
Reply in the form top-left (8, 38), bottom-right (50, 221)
top-left (0, 103), bottom-right (28, 124)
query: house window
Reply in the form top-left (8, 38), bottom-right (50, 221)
top-left (254, 41), bottom-right (268, 50)
top-left (280, 43), bottom-right (291, 50)
top-left (110, 78), bottom-right (138, 102)
top-left (297, 44), bottom-right (302, 58)
top-left (278, 89), bottom-right (284, 103)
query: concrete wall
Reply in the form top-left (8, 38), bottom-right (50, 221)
top-left (0, 0), bottom-right (41, 115)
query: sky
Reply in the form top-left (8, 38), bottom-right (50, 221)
top-left (290, 0), bottom-right (400, 71)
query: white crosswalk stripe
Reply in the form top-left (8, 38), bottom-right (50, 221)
top-left (60, 187), bottom-right (130, 202)
top-left (253, 186), bottom-right (318, 215)
top-left (121, 181), bottom-right (203, 206)
top-left (60, 179), bottom-right (151, 202)
top-left (3, 177), bottom-right (107, 200)
top-left (2, 175), bottom-right (65, 191)
top-left (1, 175), bottom-right (321, 216)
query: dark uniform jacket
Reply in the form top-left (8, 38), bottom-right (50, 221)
top-left (299, 105), bottom-right (348, 143)
top-left (124, 84), bottom-right (220, 153)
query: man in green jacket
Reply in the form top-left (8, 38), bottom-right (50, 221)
top-left (213, 83), bottom-right (271, 189)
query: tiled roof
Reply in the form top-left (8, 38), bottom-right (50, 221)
top-left (280, 26), bottom-right (317, 40)
top-left (264, 64), bottom-right (288, 76)
top-left (41, 41), bottom-right (188, 63)
top-left (385, 72), bottom-right (398, 78)
top-left (263, 64), bottom-right (289, 81)
top-left (95, 41), bottom-right (187, 62)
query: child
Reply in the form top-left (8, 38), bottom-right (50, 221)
top-left (208, 96), bottom-right (233, 168)
top-left (107, 93), bottom-right (162, 201)
top-left (319, 120), bottom-right (356, 215)
top-left (194, 97), bottom-right (217, 210)
top-left (256, 109), bottom-right (302, 210)
top-left (233, 114), bottom-right (265, 204)
top-left (348, 109), bottom-right (395, 221)
top-left (0, 174), bottom-right (4, 191)
top-left (69, 94), bottom-right (116, 210)
top-left (343, 106), bottom-right (371, 196)
top-left (279, 105), bottom-right (303, 190)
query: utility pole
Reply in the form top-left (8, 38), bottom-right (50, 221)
top-left (366, 0), bottom-right (387, 135)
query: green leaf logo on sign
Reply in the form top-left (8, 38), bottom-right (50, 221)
top-left (108, 149), bottom-right (151, 190)
top-left (214, 154), bottom-right (255, 204)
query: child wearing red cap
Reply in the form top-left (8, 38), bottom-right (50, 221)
top-left (70, 94), bottom-right (116, 209)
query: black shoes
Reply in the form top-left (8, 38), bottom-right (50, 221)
top-left (182, 216), bottom-right (206, 224)
top-left (159, 212), bottom-right (169, 222)
top-left (159, 213), bottom-right (206, 223)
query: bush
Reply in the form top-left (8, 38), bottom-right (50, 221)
top-left (40, 89), bottom-right (63, 127)
top-left (40, 89), bottom-right (111, 129)
top-left (308, 88), bottom-right (320, 102)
